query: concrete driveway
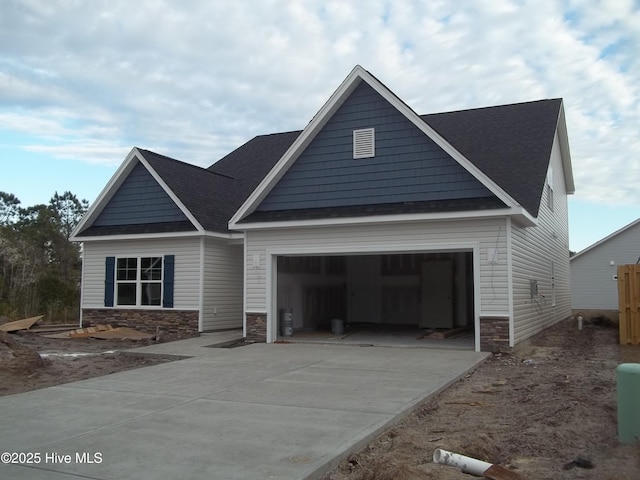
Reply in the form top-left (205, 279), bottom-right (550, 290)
top-left (0, 332), bottom-right (487, 480)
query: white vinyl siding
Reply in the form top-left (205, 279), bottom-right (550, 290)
top-left (571, 220), bottom-right (640, 310)
top-left (81, 237), bottom-right (201, 310)
top-left (245, 217), bottom-right (509, 316)
top-left (201, 238), bottom-right (243, 330)
top-left (511, 132), bottom-right (572, 344)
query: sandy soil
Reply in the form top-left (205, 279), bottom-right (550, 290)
top-left (322, 318), bottom-right (640, 480)
top-left (1, 319), bottom-right (639, 479)
top-left (0, 329), bottom-right (182, 396)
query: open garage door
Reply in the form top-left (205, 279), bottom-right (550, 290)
top-left (275, 252), bottom-right (475, 347)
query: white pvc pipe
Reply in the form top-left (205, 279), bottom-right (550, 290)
top-left (433, 448), bottom-right (492, 476)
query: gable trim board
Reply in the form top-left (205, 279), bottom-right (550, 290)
top-left (229, 65), bottom-right (535, 230)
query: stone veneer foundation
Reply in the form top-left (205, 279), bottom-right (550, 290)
top-left (479, 316), bottom-right (510, 352)
top-left (246, 312), bottom-right (267, 343)
top-left (82, 309), bottom-right (199, 337)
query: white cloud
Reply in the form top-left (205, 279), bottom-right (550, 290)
top-left (0, 0), bottom-right (638, 206)
top-left (24, 142), bottom-right (131, 166)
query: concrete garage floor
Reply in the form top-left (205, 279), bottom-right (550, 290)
top-left (0, 331), bottom-right (487, 480)
top-left (283, 324), bottom-right (475, 350)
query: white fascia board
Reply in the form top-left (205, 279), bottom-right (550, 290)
top-left (71, 147), bottom-right (141, 238)
top-left (71, 229), bottom-right (242, 243)
top-left (228, 65), bottom-right (368, 229)
top-left (511, 208), bottom-right (537, 227)
top-left (557, 102), bottom-right (575, 195)
top-left (71, 230), bottom-right (204, 242)
top-left (233, 207), bottom-right (530, 231)
top-left (136, 152), bottom-right (204, 232)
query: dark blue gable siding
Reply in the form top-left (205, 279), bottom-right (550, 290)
top-left (93, 160), bottom-right (189, 226)
top-left (256, 82), bottom-right (494, 212)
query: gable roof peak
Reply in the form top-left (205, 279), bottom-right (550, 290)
top-left (229, 65), bottom-right (535, 229)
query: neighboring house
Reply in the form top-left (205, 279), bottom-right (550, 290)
top-left (72, 65), bottom-right (575, 351)
top-left (570, 218), bottom-right (640, 318)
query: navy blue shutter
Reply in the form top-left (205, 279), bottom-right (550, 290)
top-left (163, 255), bottom-right (175, 308)
top-left (104, 256), bottom-right (115, 307)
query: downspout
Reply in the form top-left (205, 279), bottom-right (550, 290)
top-left (198, 236), bottom-right (205, 332)
top-left (242, 231), bottom-right (248, 338)
top-left (78, 243), bottom-right (85, 328)
top-left (473, 243), bottom-right (481, 352)
top-left (506, 217), bottom-right (515, 347)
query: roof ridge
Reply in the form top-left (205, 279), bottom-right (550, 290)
top-left (421, 98), bottom-right (562, 117)
top-left (137, 147), bottom-right (236, 180)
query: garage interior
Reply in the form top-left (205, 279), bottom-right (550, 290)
top-left (276, 252), bottom-right (475, 348)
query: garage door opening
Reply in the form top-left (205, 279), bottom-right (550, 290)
top-left (275, 252), bottom-right (475, 348)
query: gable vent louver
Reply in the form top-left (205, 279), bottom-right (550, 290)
top-left (353, 128), bottom-right (375, 159)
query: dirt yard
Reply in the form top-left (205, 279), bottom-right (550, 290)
top-left (1, 318), bottom-right (639, 479)
top-left (0, 328), bottom-right (181, 396)
top-left (322, 318), bottom-right (640, 480)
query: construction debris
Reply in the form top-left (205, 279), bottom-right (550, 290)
top-left (433, 448), bottom-right (526, 480)
top-left (41, 325), bottom-right (154, 340)
top-left (483, 464), bottom-right (527, 480)
top-left (563, 457), bottom-right (594, 470)
top-left (41, 324), bottom-right (114, 339)
top-left (0, 315), bottom-right (44, 332)
top-left (419, 326), bottom-right (472, 340)
top-left (87, 327), bottom-right (154, 340)
top-left (28, 324), bottom-right (81, 333)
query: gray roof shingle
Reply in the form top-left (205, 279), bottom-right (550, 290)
top-left (422, 99), bottom-right (562, 217)
top-left (138, 149), bottom-right (240, 232)
top-left (223, 99), bottom-right (562, 225)
top-left (84, 99), bottom-right (562, 235)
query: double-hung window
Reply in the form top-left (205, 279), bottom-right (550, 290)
top-left (105, 255), bottom-right (173, 308)
top-left (116, 257), bottom-right (163, 306)
top-left (547, 166), bottom-right (554, 211)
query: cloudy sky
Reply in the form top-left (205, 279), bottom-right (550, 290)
top-left (1, 0), bottom-right (638, 252)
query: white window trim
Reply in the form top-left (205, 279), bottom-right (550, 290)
top-left (353, 127), bottom-right (375, 159)
top-left (547, 166), bottom-right (554, 211)
top-left (115, 256), bottom-right (164, 308)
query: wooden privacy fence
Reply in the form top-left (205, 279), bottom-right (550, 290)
top-left (618, 264), bottom-right (640, 345)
